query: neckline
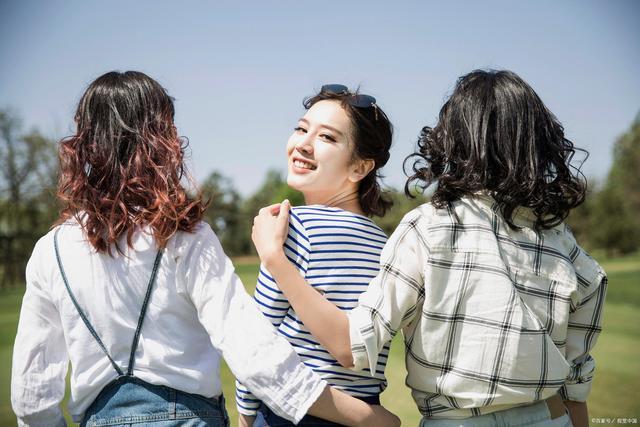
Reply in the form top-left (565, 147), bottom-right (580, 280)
top-left (297, 204), bottom-right (375, 223)
top-left (471, 193), bottom-right (543, 224)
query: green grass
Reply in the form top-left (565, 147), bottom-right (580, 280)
top-left (1, 255), bottom-right (638, 426)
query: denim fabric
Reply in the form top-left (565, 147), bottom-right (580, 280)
top-left (253, 404), bottom-right (341, 427)
top-left (56, 233), bottom-right (230, 426)
top-left (419, 400), bottom-right (573, 427)
top-left (253, 395), bottom-right (380, 427)
top-left (81, 376), bottom-right (230, 427)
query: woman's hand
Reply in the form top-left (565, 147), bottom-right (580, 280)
top-left (251, 200), bottom-right (290, 268)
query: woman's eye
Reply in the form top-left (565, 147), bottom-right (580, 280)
top-left (319, 134), bottom-right (336, 142)
top-left (294, 126), bottom-right (307, 133)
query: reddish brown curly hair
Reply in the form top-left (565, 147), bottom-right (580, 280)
top-left (57, 71), bottom-right (207, 253)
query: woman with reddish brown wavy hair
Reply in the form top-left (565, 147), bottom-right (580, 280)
top-left (57, 71), bottom-right (206, 253)
top-left (10, 71), bottom-right (399, 427)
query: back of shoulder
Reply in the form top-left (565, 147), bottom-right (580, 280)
top-left (27, 222), bottom-right (82, 289)
top-left (172, 221), bottom-right (225, 261)
top-left (396, 202), bottom-right (450, 242)
top-left (291, 205), bottom-right (386, 239)
top-left (559, 226), bottom-right (607, 295)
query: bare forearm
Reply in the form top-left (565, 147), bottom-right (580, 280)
top-left (564, 400), bottom-right (588, 427)
top-left (238, 414), bottom-right (255, 427)
top-left (308, 385), bottom-right (400, 427)
top-left (266, 254), bottom-right (354, 367)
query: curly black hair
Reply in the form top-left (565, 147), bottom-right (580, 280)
top-left (404, 69), bottom-right (587, 230)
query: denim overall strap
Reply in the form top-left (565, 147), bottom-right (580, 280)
top-left (126, 245), bottom-right (163, 375)
top-left (54, 229), bottom-right (125, 376)
top-left (53, 228), bottom-right (164, 377)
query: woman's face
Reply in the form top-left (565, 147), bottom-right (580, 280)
top-left (286, 100), bottom-right (362, 203)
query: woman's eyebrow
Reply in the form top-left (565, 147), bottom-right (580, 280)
top-left (298, 118), bottom-right (344, 138)
top-left (319, 124), bottom-right (344, 138)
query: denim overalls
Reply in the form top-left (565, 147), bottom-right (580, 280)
top-left (54, 230), bottom-right (230, 426)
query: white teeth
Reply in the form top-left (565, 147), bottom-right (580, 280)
top-left (294, 160), bottom-right (316, 170)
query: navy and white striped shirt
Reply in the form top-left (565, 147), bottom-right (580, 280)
top-left (236, 206), bottom-right (390, 416)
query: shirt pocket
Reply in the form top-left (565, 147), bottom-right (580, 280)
top-left (511, 267), bottom-right (575, 363)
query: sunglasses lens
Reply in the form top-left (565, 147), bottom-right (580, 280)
top-left (321, 84), bottom-right (349, 94)
top-left (319, 85), bottom-right (376, 110)
top-left (349, 94), bottom-right (377, 108)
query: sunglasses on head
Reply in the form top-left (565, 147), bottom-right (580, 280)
top-left (320, 84), bottom-right (379, 119)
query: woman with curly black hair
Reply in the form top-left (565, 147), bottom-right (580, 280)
top-left (251, 70), bottom-right (607, 427)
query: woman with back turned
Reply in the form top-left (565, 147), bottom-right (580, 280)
top-left (10, 71), bottom-right (399, 427)
top-left (252, 70), bottom-right (607, 427)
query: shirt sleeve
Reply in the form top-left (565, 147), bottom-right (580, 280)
top-left (348, 210), bottom-right (426, 374)
top-left (559, 248), bottom-right (607, 402)
top-left (236, 210), bottom-right (311, 415)
top-left (11, 236), bottom-right (69, 427)
top-left (180, 223), bottom-right (323, 423)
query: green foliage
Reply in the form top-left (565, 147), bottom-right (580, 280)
top-left (0, 109), bottom-right (59, 289)
top-left (568, 113), bottom-right (640, 255)
top-left (201, 169), bottom-right (305, 256)
top-left (373, 188), bottom-right (430, 237)
top-left (200, 171), bottom-right (245, 255)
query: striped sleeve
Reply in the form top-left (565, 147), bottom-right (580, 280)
top-left (235, 209), bottom-right (311, 416)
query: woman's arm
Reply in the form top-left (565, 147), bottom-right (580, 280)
top-left (253, 201), bottom-right (425, 376)
top-left (263, 252), bottom-right (354, 366)
top-left (238, 414), bottom-right (255, 427)
top-left (11, 240), bottom-right (69, 427)
top-left (564, 400), bottom-right (588, 427)
top-left (559, 248), bottom-right (607, 427)
top-left (308, 385), bottom-right (400, 426)
top-left (252, 201), bottom-right (355, 366)
top-left (185, 222), bottom-right (399, 426)
top-left (235, 264), bottom-right (296, 416)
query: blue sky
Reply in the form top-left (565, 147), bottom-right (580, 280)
top-left (1, 0), bottom-right (638, 195)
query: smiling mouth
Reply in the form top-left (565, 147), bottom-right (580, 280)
top-left (293, 159), bottom-right (317, 170)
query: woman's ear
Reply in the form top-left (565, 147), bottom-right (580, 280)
top-left (349, 159), bottom-right (375, 183)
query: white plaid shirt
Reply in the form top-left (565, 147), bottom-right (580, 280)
top-left (348, 195), bottom-right (607, 419)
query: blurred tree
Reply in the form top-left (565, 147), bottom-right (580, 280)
top-left (566, 179), bottom-right (599, 251)
top-left (238, 170), bottom-right (303, 255)
top-left (373, 187), bottom-right (430, 237)
top-left (589, 114), bottom-right (640, 254)
top-left (0, 109), bottom-right (58, 288)
top-left (200, 171), bottom-right (245, 256)
top-left (243, 170), bottom-right (303, 210)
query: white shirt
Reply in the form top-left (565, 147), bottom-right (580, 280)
top-left (11, 220), bottom-right (326, 426)
top-left (348, 196), bottom-right (607, 418)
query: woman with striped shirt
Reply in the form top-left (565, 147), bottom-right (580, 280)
top-left (249, 71), bottom-right (607, 427)
top-left (236, 85), bottom-right (396, 426)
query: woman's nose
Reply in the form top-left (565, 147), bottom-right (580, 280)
top-left (295, 135), bottom-right (314, 154)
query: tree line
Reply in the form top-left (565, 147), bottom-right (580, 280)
top-left (1, 108), bottom-right (638, 289)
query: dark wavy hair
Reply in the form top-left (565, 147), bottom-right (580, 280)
top-left (56, 71), bottom-right (207, 253)
top-left (304, 89), bottom-right (393, 217)
top-left (404, 69), bottom-right (587, 230)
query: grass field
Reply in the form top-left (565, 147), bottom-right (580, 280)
top-left (1, 253), bottom-right (638, 426)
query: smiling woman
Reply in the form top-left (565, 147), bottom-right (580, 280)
top-left (287, 101), bottom-right (365, 207)
top-left (235, 85), bottom-right (396, 427)
top-left (290, 86), bottom-right (394, 217)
